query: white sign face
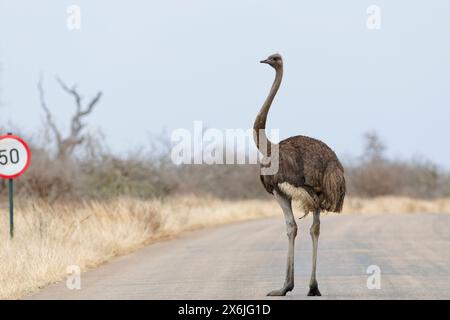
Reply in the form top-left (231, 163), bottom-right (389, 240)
top-left (0, 136), bottom-right (31, 179)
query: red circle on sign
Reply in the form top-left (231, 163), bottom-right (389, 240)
top-left (0, 135), bottom-right (32, 179)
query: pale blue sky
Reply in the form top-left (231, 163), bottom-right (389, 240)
top-left (0, 1), bottom-right (449, 167)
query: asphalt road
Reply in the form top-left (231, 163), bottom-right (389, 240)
top-left (29, 213), bottom-right (450, 299)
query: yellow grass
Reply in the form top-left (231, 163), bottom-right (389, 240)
top-left (343, 196), bottom-right (450, 214)
top-left (0, 195), bottom-right (449, 299)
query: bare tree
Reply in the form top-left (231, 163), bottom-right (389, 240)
top-left (37, 75), bottom-right (102, 160)
top-left (363, 131), bottom-right (386, 163)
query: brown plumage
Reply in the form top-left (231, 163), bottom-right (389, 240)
top-left (260, 135), bottom-right (346, 213)
top-left (254, 53), bottom-right (346, 297)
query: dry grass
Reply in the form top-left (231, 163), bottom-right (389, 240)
top-left (0, 195), bottom-right (449, 299)
top-left (343, 196), bottom-right (450, 214)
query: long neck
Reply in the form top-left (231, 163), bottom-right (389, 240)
top-left (253, 66), bottom-right (283, 154)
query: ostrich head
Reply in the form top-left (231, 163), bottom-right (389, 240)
top-left (260, 53), bottom-right (283, 69)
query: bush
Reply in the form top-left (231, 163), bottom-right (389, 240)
top-left (345, 132), bottom-right (449, 199)
top-left (2, 126), bottom-right (449, 201)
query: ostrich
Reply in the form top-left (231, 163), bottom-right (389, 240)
top-left (254, 53), bottom-right (346, 296)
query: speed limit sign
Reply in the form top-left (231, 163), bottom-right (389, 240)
top-left (0, 134), bottom-right (31, 238)
top-left (0, 135), bottom-right (31, 179)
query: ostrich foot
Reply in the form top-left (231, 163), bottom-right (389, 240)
top-left (307, 284), bottom-right (321, 296)
top-left (267, 284), bottom-right (293, 296)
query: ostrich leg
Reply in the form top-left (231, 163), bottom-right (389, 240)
top-left (308, 209), bottom-right (321, 296)
top-left (267, 191), bottom-right (297, 296)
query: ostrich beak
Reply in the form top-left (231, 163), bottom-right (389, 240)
top-left (260, 59), bottom-right (269, 64)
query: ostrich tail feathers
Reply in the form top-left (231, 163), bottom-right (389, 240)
top-left (322, 162), bottom-right (346, 213)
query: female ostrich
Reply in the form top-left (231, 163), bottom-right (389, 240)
top-left (254, 53), bottom-right (346, 296)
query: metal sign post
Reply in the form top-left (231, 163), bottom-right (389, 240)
top-left (8, 178), bottom-right (14, 238)
top-left (0, 133), bottom-right (31, 239)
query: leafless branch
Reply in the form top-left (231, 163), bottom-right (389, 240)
top-left (38, 74), bottom-right (62, 147)
top-left (37, 75), bottom-right (102, 159)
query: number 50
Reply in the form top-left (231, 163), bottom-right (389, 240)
top-left (0, 149), bottom-right (20, 165)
